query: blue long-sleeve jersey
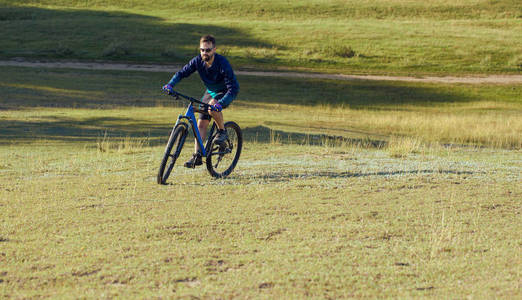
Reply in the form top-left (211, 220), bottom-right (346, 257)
top-left (168, 54), bottom-right (239, 107)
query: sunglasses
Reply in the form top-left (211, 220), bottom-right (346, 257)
top-left (200, 47), bottom-right (214, 53)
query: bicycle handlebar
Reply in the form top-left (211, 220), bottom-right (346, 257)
top-left (163, 88), bottom-right (216, 112)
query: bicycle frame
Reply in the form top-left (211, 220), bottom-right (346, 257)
top-left (167, 90), bottom-right (216, 157)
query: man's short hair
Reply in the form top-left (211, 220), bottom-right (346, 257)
top-left (200, 35), bottom-right (216, 47)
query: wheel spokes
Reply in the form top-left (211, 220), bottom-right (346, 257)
top-left (214, 154), bottom-right (223, 168)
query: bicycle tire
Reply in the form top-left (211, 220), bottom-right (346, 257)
top-left (206, 121), bottom-right (242, 178)
top-left (157, 123), bottom-right (188, 184)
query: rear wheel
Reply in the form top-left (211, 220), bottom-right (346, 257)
top-left (206, 121), bottom-right (242, 178)
top-left (157, 123), bottom-right (188, 184)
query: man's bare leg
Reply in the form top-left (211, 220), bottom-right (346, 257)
top-left (208, 98), bottom-right (225, 130)
top-left (195, 119), bottom-right (209, 153)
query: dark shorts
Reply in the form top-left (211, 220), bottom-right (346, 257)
top-left (199, 91), bottom-right (226, 121)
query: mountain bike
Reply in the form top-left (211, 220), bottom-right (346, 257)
top-left (157, 89), bottom-right (242, 184)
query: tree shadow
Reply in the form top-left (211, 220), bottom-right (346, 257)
top-left (0, 116), bottom-right (171, 145)
top-left (242, 125), bottom-right (386, 148)
top-left (0, 115), bottom-right (388, 147)
top-left (0, 65), bottom-right (488, 110)
top-left (236, 75), bottom-right (483, 108)
top-left (0, 5), bottom-right (275, 62)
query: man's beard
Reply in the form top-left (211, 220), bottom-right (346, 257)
top-left (202, 54), bottom-right (212, 62)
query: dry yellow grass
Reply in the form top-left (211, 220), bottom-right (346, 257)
top-left (386, 135), bottom-right (423, 158)
top-left (294, 101), bottom-right (521, 149)
top-left (97, 131), bottom-right (150, 154)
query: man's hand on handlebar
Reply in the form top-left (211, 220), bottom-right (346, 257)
top-left (162, 84), bottom-right (174, 94)
top-left (210, 103), bottom-right (223, 112)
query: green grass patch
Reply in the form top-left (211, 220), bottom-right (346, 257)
top-left (0, 1), bottom-right (520, 74)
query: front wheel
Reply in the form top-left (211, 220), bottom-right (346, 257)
top-left (157, 123), bottom-right (188, 184)
top-left (206, 121), bottom-right (242, 178)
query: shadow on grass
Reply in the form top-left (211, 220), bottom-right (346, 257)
top-left (0, 116), bottom-right (387, 148)
top-left (0, 5), bottom-right (275, 62)
top-left (227, 169), bottom-right (478, 182)
top-left (0, 116), bottom-right (170, 145)
top-left (237, 75), bottom-right (484, 108)
top-left (242, 126), bottom-right (386, 148)
top-left (0, 64), bottom-right (492, 111)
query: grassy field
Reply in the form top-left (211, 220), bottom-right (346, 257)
top-left (0, 0), bottom-right (521, 74)
top-left (1, 66), bottom-right (521, 298)
top-left (1, 135), bottom-right (520, 298)
top-left (1, 1), bottom-right (521, 298)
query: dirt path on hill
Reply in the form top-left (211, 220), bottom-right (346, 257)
top-left (1, 60), bottom-right (521, 84)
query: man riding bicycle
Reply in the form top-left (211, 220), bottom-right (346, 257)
top-left (163, 35), bottom-right (239, 168)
